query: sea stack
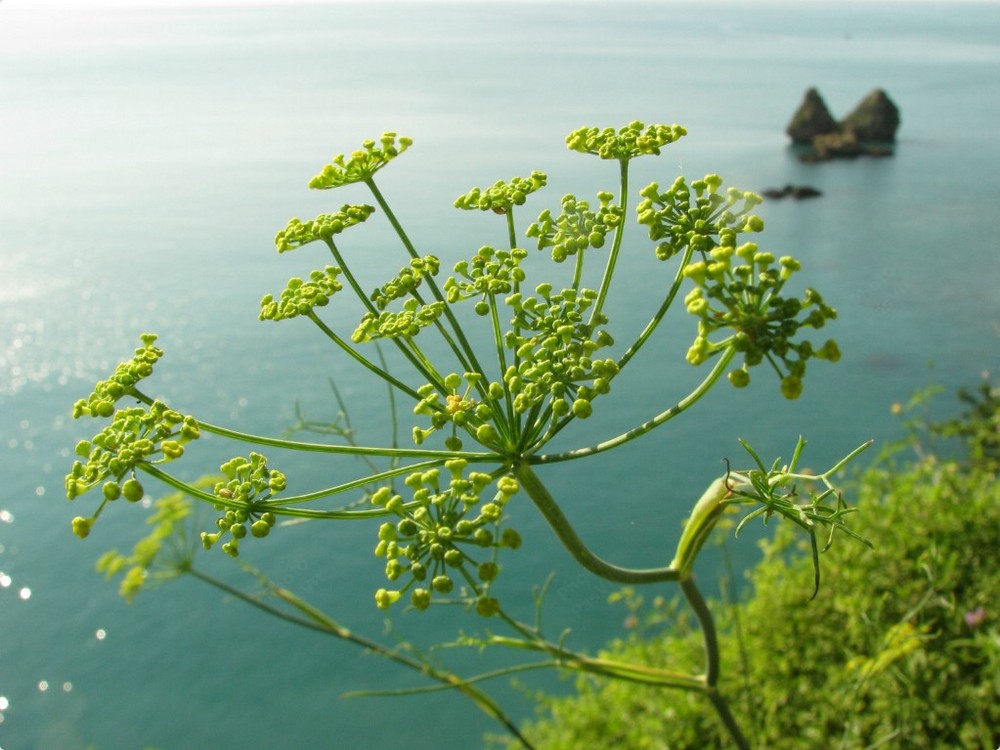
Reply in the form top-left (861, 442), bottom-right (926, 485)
top-left (841, 88), bottom-right (901, 141)
top-left (785, 88), bottom-right (839, 143)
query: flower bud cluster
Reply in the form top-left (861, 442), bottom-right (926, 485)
top-left (352, 299), bottom-right (446, 343)
top-left (526, 192), bottom-right (623, 263)
top-left (66, 400), bottom-right (200, 503)
top-left (370, 256), bottom-right (441, 310)
top-left (453, 172), bottom-right (547, 214)
top-left (200, 452), bottom-right (284, 558)
top-left (72, 334), bottom-right (163, 419)
top-left (637, 175), bottom-right (763, 261)
top-left (682, 243), bottom-right (840, 399)
top-left (411, 372), bottom-right (501, 449)
top-left (274, 204), bottom-right (376, 252)
top-left (444, 246), bottom-right (527, 312)
top-left (504, 286), bottom-right (618, 416)
top-left (259, 266), bottom-right (344, 322)
top-left (96, 490), bottom-right (191, 602)
top-left (308, 133), bottom-right (413, 190)
top-left (373, 459), bottom-right (521, 615)
top-left (566, 121), bottom-right (687, 161)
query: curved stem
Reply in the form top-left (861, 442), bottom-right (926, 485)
top-left (682, 576), bottom-right (750, 749)
top-left (185, 566), bottom-right (536, 750)
top-left (616, 243), bottom-right (696, 371)
top-left (530, 346), bottom-right (736, 464)
top-left (515, 462), bottom-right (678, 584)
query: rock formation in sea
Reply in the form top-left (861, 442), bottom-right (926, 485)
top-left (841, 88), bottom-right (900, 141)
top-left (761, 184), bottom-right (823, 200)
top-left (786, 87), bottom-right (900, 162)
top-left (786, 88), bottom-right (840, 143)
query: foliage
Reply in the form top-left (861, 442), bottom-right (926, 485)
top-left (499, 390), bottom-right (1000, 749)
top-left (60, 123), bottom-right (868, 748)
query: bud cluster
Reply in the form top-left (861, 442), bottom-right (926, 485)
top-left (526, 192), bottom-right (623, 263)
top-left (259, 266), bottom-right (344, 322)
top-left (444, 245), bottom-right (527, 312)
top-left (274, 204), bottom-right (376, 253)
top-left (200, 452), bottom-right (285, 557)
top-left (566, 121), bottom-right (687, 161)
top-left (682, 243), bottom-right (840, 399)
top-left (411, 372), bottom-right (501, 449)
top-left (72, 334), bottom-right (163, 419)
top-left (96, 491), bottom-right (192, 602)
top-left (308, 133), bottom-right (413, 190)
top-left (373, 459), bottom-right (521, 616)
top-left (637, 174), bottom-right (763, 261)
top-left (370, 256), bottom-right (441, 310)
top-left (67, 401), bottom-right (199, 504)
top-left (504, 285), bottom-right (618, 417)
top-left (352, 299), bottom-right (446, 343)
top-left (453, 172), bottom-right (547, 214)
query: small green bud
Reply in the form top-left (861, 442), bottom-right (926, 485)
top-left (476, 423), bottom-right (498, 444)
top-left (728, 369), bottom-right (750, 388)
top-left (102, 481), bottom-right (121, 501)
top-left (571, 399), bottom-right (593, 419)
top-left (375, 588), bottom-right (401, 609)
top-left (500, 528), bottom-right (522, 549)
top-left (122, 478), bottom-right (144, 503)
top-left (250, 520), bottom-right (271, 538)
top-left (478, 561), bottom-right (499, 582)
top-left (71, 516), bottom-right (92, 538)
top-left (411, 588), bottom-right (431, 610)
top-left (432, 575), bottom-right (453, 594)
top-left (780, 375), bottom-right (803, 400)
top-left (476, 596), bottom-right (500, 617)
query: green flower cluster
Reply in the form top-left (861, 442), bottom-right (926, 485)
top-left (67, 400), bottom-right (199, 537)
top-left (527, 192), bottom-right (623, 262)
top-left (96, 488), bottom-right (193, 602)
top-left (200, 452), bottom-right (285, 557)
top-left (370, 256), bottom-right (441, 310)
top-left (308, 133), bottom-right (413, 190)
top-left (444, 245), bottom-right (527, 313)
top-left (259, 266), bottom-right (344, 322)
top-left (566, 121), bottom-right (687, 161)
top-left (274, 204), bottom-right (376, 252)
top-left (682, 244), bottom-right (840, 399)
top-left (412, 372), bottom-right (501, 449)
top-left (373, 459), bottom-right (521, 616)
top-left (72, 334), bottom-right (163, 419)
top-left (505, 285), bottom-right (618, 417)
top-left (636, 174), bottom-right (763, 261)
top-left (352, 299), bottom-right (446, 343)
top-left (454, 172), bottom-right (547, 214)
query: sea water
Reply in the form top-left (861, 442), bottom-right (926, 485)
top-left (1, 1), bottom-right (998, 748)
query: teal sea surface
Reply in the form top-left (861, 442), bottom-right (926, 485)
top-left (1, 2), bottom-right (999, 748)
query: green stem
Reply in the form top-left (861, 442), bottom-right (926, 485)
top-left (531, 346), bottom-right (736, 464)
top-left (365, 177), bottom-right (489, 380)
top-left (588, 158), bottom-right (629, 327)
top-left (616, 244), bottom-right (696, 371)
top-left (515, 462), bottom-right (678, 584)
top-left (306, 311), bottom-right (424, 401)
top-left (681, 577), bottom-right (750, 749)
top-left (185, 566), bottom-right (536, 750)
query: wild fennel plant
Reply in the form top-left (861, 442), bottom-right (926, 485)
top-left (64, 123), bottom-right (870, 749)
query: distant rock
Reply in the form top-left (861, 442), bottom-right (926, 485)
top-left (762, 184), bottom-right (823, 200)
top-left (841, 88), bottom-right (900, 141)
top-left (786, 87), bottom-right (900, 161)
top-left (786, 88), bottom-right (839, 143)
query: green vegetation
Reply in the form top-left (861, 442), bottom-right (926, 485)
top-left (498, 386), bottom-right (1000, 749)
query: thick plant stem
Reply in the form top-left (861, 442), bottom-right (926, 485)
top-left (682, 577), bottom-right (750, 750)
top-left (516, 462), bottom-right (678, 583)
